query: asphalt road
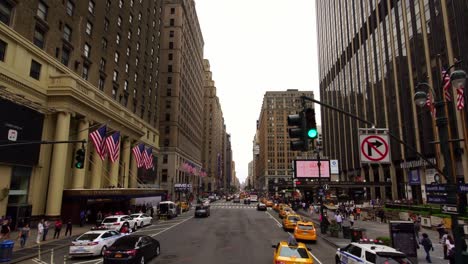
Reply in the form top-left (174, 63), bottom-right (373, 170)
top-left (18, 201), bottom-right (337, 264)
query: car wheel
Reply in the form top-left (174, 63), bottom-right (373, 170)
top-left (140, 256), bottom-right (145, 264)
top-left (140, 221), bottom-right (144, 228)
top-left (100, 246), bottom-right (107, 256)
top-left (155, 245), bottom-right (160, 256)
top-left (335, 256), bottom-right (341, 264)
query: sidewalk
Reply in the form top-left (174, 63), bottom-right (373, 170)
top-left (297, 208), bottom-right (455, 264)
top-left (1, 224), bottom-right (93, 263)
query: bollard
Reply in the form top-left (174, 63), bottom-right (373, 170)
top-left (38, 243), bottom-right (41, 261)
top-left (50, 248), bottom-right (54, 264)
top-left (63, 254), bottom-right (67, 264)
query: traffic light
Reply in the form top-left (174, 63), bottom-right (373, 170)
top-left (75, 147), bottom-right (85, 169)
top-left (305, 108), bottom-right (318, 139)
top-left (287, 111), bottom-right (308, 151)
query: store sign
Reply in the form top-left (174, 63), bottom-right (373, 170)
top-left (174, 183), bottom-right (192, 192)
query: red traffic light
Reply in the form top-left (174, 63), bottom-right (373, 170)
top-left (295, 181), bottom-right (301, 185)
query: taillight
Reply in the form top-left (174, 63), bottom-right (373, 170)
top-left (87, 242), bottom-right (99, 246)
top-left (104, 250), bottom-right (111, 256)
top-left (125, 249), bottom-right (137, 256)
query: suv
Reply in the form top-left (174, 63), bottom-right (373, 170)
top-left (335, 239), bottom-right (413, 264)
top-left (100, 215), bottom-right (138, 232)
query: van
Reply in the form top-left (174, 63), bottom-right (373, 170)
top-left (158, 201), bottom-right (177, 219)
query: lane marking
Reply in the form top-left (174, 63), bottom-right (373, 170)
top-left (74, 258), bottom-right (103, 264)
top-left (151, 216), bottom-right (193, 237)
top-left (266, 211), bottom-right (282, 228)
top-left (32, 258), bottom-right (48, 264)
top-left (311, 254), bottom-right (324, 264)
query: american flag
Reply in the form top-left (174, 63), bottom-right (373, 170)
top-left (89, 125), bottom-right (107, 160)
top-left (105, 131), bottom-right (120, 163)
top-left (426, 92), bottom-right (436, 117)
top-left (442, 70), bottom-right (452, 101)
top-left (457, 86), bottom-right (465, 110)
top-left (143, 147), bottom-right (153, 169)
top-left (132, 144), bottom-right (145, 168)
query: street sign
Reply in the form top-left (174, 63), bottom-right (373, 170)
top-left (330, 160), bottom-right (339, 174)
top-left (458, 184), bottom-right (468, 193)
top-left (359, 134), bottom-right (391, 163)
top-left (441, 204), bottom-right (459, 215)
top-left (425, 184), bottom-right (448, 192)
top-left (427, 195), bottom-right (448, 204)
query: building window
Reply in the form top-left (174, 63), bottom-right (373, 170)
top-left (135, 57), bottom-right (139, 66)
top-left (104, 18), bottom-right (109, 31)
top-left (138, 12), bottom-right (141, 21)
top-left (124, 80), bottom-right (128, 91)
top-left (98, 77), bottom-right (105, 90)
top-left (106, 0), bottom-right (111, 9)
top-left (112, 86), bottom-right (117, 99)
top-left (130, 0), bottom-right (134, 7)
top-left (37, 1), bottom-right (48, 20)
top-left (99, 58), bottom-right (106, 71)
top-left (169, 42), bottom-right (173, 49)
top-left (150, 61), bottom-right (153, 69)
top-left (29, 60), bottom-right (41, 80)
top-left (137, 27), bottom-right (140, 36)
top-left (114, 52), bottom-right (119, 63)
top-left (134, 73), bottom-right (137, 82)
top-left (66, 0), bottom-right (74, 16)
top-left (88, 0), bottom-right (95, 14)
top-left (165, 113), bottom-right (170, 121)
top-left (63, 25), bottom-right (72, 42)
top-left (119, 0), bottom-right (123, 8)
top-left (101, 38), bottom-right (107, 50)
top-left (83, 43), bottom-right (91, 58)
top-left (149, 75), bottom-right (152, 83)
top-left (0, 1), bottom-right (13, 25)
top-left (85, 21), bottom-right (93, 35)
top-left (61, 46), bottom-right (70, 65)
top-left (82, 64), bottom-right (89, 80)
top-left (127, 31), bottom-right (132, 40)
top-left (150, 48), bottom-right (153, 55)
top-left (167, 77), bottom-right (172, 84)
top-left (113, 70), bottom-right (118, 82)
top-left (162, 169), bottom-right (168, 182)
top-left (168, 65), bottom-right (172, 72)
top-left (129, 14), bottom-right (133, 23)
top-left (116, 34), bottom-right (120, 45)
top-left (170, 8), bottom-right (175, 14)
top-left (136, 42), bottom-right (140, 51)
top-left (33, 26), bottom-right (45, 48)
top-left (169, 30), bottom-right (174, 37)
top-left (169, 19), bottom-right (174, 26)
top-left (125, 63), bottom-right (129, 73)
top-left (126, 47), bottom-right (130, 56)
top-left (117, 16), bottom-right (122, 27)
top-left (0, 39), bottom-right (7, 61)
top-left (133, 88), bottom-right (136, 98)
top-left (168, 53), bottom-right (173, 60)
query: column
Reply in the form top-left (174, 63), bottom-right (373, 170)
top-left (72, 118), bottom-right (89, 189)
top-left (109, 158), bottom-right (119, 187)
top-left (46, 112), bottom-right (71, 217)
top-left (390, 165), bottom-right (398, 201)
top-left (378, 166), bottom-right (385, 199)
top-left (90, 147), bottom-right (103, 189)
top-left (121, 139), bottom-right (131, 188)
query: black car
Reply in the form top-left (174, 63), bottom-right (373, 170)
top-left (244, 198), bottom-right (251, 204)
top-left (257, 203), bottom-right (267, 211)
top-left (194, 205), bottom-right (210, 217)
top-left (103, 234), bottom-right (160, 264)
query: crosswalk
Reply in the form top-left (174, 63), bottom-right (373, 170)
top-left (209, 202), bottom-right (271, 209)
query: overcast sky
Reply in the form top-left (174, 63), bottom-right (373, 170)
top-left (196, 0), bottom-right (319, 184)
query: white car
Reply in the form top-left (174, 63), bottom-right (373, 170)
top-left (130, 213), bottom-right (153, 228)
top-left (69, 230), bottom-right (122, 257)
top-left (335, 239), bottom-right (412, 264)
top-left (100, 215), bottom-right (138, 232)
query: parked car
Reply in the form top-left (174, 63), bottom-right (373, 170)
top-left (257, 203), bottom-right (267, 211)
top-left (194, 205), bottom-right (210, 217)
top-left (69, 230), bottom-right (122, 257)
top-left (336, 239), bottom-right (412, 264)
top-left (233, 197), bottom-right (241, 203)
top-left (158, 201), bottom-right (178, 219)
top-left (103, 235), bottom-right (160, 264)
top-left (101, 215), bottom-right (137, 232)
top-left (130, 213), bottom-right (152, 228)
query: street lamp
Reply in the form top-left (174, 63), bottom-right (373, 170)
top-left (414, 64), bottom-right (466, 263)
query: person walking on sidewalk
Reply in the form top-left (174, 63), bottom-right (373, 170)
top-left (414, 220), bottom-right (421, 244)
top-left (17, 223), bottom-right (30, 248)
top-left (420, 233), bottom-right (434, 263)
top-left (65, 219), bottom-right (73, 237)
top-left (0, 218), bottom-right (10, 240)
top-left (79, 210), bottom-right (86, 227)
top-left (349, 213), bottom-right (355, 227)
top-left (36, 219), bottom-right (44, 244)
top-left (42, 220), bottom-right (49, 241)
top-left (53, 219), bottom-right (62, 239)
top-left (445, 235), bottom-right (455, 264)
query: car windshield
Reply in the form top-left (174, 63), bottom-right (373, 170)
top-left (279, 246), bottom-right (310, 258)
top-left (297, 225), bottom-right (314, 230)
top-left (376, 255), bottom-right (412, 264)
top-left (102, 218), bottom-right (118, 223)
top-left (288, 216), bottom-right (301, 222)
top-left (76, 233), bottom-right (100, 241)
top-left (130, 214), bottom-right (141, 218)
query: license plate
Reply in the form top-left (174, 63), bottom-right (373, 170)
top-left (303, 232), bottom-right (308, 234)
top-left (115, 253), bottom-right (122, 258)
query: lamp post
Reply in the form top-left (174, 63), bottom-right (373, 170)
top-left (414, 64), bottom-right (466, 264)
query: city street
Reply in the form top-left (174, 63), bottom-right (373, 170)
top-left (17, 201), bottom-right (336, 264)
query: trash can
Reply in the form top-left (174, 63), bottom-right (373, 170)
top-left (0, 240), bottom-right (14, 262)
top-left (342, 226), bottom-right (351, 239)
top-left (350, 227), bottom-right (366, 242)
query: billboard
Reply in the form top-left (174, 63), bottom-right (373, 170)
top-left (0, 99), bottom-right (44, 165)
top-left (294, 159), bottom-right (331, 179)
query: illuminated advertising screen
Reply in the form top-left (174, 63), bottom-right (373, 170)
top-left (294, 159), bottom-right (331, 179)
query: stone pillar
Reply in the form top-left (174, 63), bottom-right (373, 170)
top-left (46, 112), bottom-right (71, 217)
top-left (109, 158), bottom-right (119, 187)
top-left (121, 139), bottom-right (131, 188)
top-left (72, 119), bottom-right (89, 189)
top-left (390, 165), bottom-right (398, 201)
top-left (378, 166), bottom-right (385, 199)
top-left (90, 147), bottom-right (103, 189)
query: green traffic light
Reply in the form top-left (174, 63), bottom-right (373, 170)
top-left (75, 162), bottom-right (84, 169)
top-left (308, 128), bottom-right (318, 139)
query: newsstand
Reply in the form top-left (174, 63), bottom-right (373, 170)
top-left (0, 240), bottom-right (14, 262)
top-left (350, 227), bottom-right (366, 242)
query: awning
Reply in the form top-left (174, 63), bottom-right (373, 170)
top-left (63, 188), bottom-right (167, 200)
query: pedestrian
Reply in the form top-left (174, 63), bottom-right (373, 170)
top-left (65, 219), bottom-right (72, 237)
top-left (349, 213), bottom-right (355, 227)
top-left (420, 233), bottom-right (434, 263)
top-left (53, 219), bottom-right (62, 239)
top-left (96, 211), bottom-right (103, 227)
top-left (335, 213), bottom-right (343, 230)
top-left (42, 220), bottom-right (49, 241)
top-left (436, 221), bottom-right (446, 242)
top-left (442, 231), bottom-right (449, 259)
top-left (0, 218), bottom-right (10, 240)
top-left (17, 223), bottom-right (30, 248)
top-left (36, 219), bottom-right (44, 244)
top-left (445, 235), bottom-right (455, 264)
top-left (79, 210), bottom-right (85, 227)
top-left (414, 220), bottom-right (421, 244)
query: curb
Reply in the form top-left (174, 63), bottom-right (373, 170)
top-left (296, 210), bottom-right (341, 249)
top-left (9, 242), bottom-right (74, 264)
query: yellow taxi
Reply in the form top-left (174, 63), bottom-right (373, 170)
top-left (273, 203), bottom-right (282, 212)
top-left (266, 200), bottom-right (274, 207)
top-left (282, 214), bottom-right (302, 231)
top-left (180, 202), bottom-right (190, 212)
top-left (272, 241), bottom-right (314, 264)
top-left (293, 221), bottom-right (317, 242)
top-left (279, 207), bottom-right (295, 219)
